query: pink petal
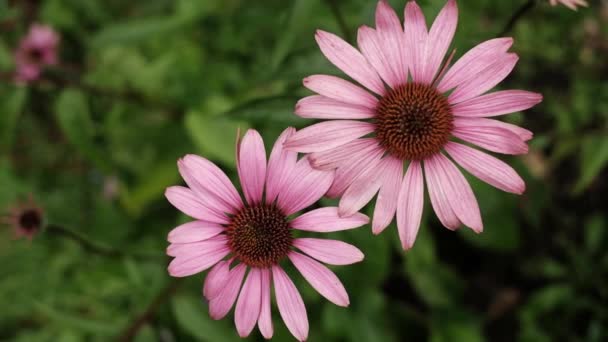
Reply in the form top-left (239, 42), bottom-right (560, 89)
top-left (372, 157), bottom-right (403, 234)
top-left (357, 26), bottom-right (399, 88)
top-left (448, 53), bottom-right (519, 104)
top-left (326, 146), bottom-right (384, 198)
top-left (427, 153), bottom-right (483, 233)
top-left (167, 235), bottom-right (228, 257)
top-left (238, 130), bottom-right (267, 205)
top-left (290, 207), bottom-right (369, 233)
top-left (295, 95), bottom-right (376, 120)
top-left (258, 269), bottom-right (273, 339)
top-left (396, 161), bottom-right (424, 250)
top-left (437, 38), bottom-right (513, 93)
top-left (374, 1), bottom-right (408, 85)
top-left (165, 186), bottom-right (229, 224)
top-left (424, 156), bottom-right (461, 230)
top-left (452, 125), bottom-right (529, 155)
top-left (235, 268), bottom-right (262, 337)
top-left (451, 90), bottom-right (542, 117)
top-left (272, 266), bottom-right (308, 342)
top-left (277, 157), bottom-right (334, 215)
top-left (309, 138), bottom-right (379, 171)
top-left (288, 252), bottom-right (349, 307)
top-left (168, 243), bottom-right (230, 277)
top-left (284, 120), bottom-right (375, 153)
top-left (315, 30), bottom-right (385, 95)
top-left (454, 117), bottom-right (533, 141)
top-left (444, 142), bottom-right (525, 194)
top-left (422, 0), bottom-right (458, 84)
top-left (203, 261), bottom-right (231, 300)
top-left (179, 154), bottom-right (243, 212)
top-left (209, 264), bottom-right (247, 320)
top-left (266, 127), bottom-right (298, 204)
top-left (403, 1), bottom-right (428, 83)
top-left (167, 221), bottom-right (224, 243)
top-left (303, 75), bottom-right (379, 109)
top-left (338, 162), bottom-right (384, 217)
top-left (293, 238), bottom-right (364, 265)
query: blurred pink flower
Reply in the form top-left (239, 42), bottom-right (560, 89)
top-left (549, 0), bottom-right (588, 10)
top-left (13, 23), bottom-right (60, 83)
top-left (165, 128), bottom-right (367, 341)
top-left (2, 196), bottom-right (44, 240)
top-left (285, 0), bottom-right (542, 250)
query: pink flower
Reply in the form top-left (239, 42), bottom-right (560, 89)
top-left (285, 0), bottom-right (542, 250)
top-left (165, 128), bottom-right (368, 341)
top-left (13, 24), bottom-right (60, 83)
top-left (549, 0), bottom-right (588, 10)
top-left (1, 196), bottom-right (44, 240)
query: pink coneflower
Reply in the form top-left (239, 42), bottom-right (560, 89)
top-left (1, 196), bottom-right (44, 240)
top-left (549, 0), bottom-right (588, 10)
top-left (165, 128), bottom-right (368, 341)
top-left (285, 0), bottom-right (542, 250)
top-left (13, 23), bottom-right (60, 83)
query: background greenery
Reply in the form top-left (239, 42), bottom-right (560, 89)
top-left (1, 0), bottom-right (607, 341)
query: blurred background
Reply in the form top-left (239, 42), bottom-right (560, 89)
top-left (1, 0), bottom-right (607, 341)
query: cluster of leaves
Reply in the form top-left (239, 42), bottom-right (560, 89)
top-left (0, 0), bottom-right (606, 341)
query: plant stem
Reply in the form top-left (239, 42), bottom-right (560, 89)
top-left (325, 0), bottom-right (352, 42)
top-left (497, 0), bottom-right (537, 37)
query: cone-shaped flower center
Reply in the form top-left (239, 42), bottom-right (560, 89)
top-left (226, 205), bottom-right (292, 268)
top-left (375, 83), bottom-right (453, 160)
top-left (26, 48), bottom-right (44, 64)
top-left (19, 209), bottom-right (42, 232)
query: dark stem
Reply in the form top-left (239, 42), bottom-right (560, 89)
top-left (46, 224), bottom-right (164, 261)
top-left (117, 279), bottom-right (181, 341)
top-left (497, 0), bottom-right (537, 37)
top-left (325, 0), bottom-right (352, 42)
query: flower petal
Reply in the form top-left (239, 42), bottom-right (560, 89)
top-left (295, 95), bottom-right (376, 120)
top-left (168, 243), bottom-right (230, 277)
top-left (423, 0), bottom-right (458, 83)
top-left (326, 146), bottom-right (384, 198)
top-left (315, 30), bottom-right (385, 95)
top-left (357, 26), bottom-right (399, 88)
top-left (203, 260), bottom-right (231, 300)
top-left (235, 268), bottom-right (262, 337)
top-left (293, 238), bottom-right (364, 265)
top-left (372, 156), bottom-right (403, 234)
top-left (284, 120), bottom-right (375, 153)
top-left (289, 251), bottom-right (349, 307)
top-left (258, 268), bottom-right (273, 339)
top-left (396, 161), bottom-right (424, 250)
top-left (167, 235), bottom-right (228, 257)
top-left (404, 1), bottom-right (428, 83)
top-left (451, 90), bottom-right (542, 117)
top-left (277, 157), bottom-right (334, 215)
top-left (424, 156), bottom-right (461, 230)
top-left (266, 127), bottom-right (298, 204)
top-left (165, 186), bottom-right (229, 224)
top-left (454, 117), bottom-right (533, 141)
top-left (338, 162), bottom-right (384, 217)
top-left (444, 142), bottom-right (525, 194)
top-left (309, 138), bottom-right (379, 171)
top-left (238, 130), bottom-right (267, 205)
top-left (167, 221), bottom-right (224, 243)
top-left (290, 207), bottom-right (369, 233)
top-left (374, 1), bottom-right (408, 85)
top-left (452, 124), bottom-right (529, 155)
top-left (303, 75), bottom-right (379, 108)
top-left (272, 266), bottom-right (308, 342)
top-left (209, 264), bottom-right (247, 320)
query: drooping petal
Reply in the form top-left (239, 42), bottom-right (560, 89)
top-left (308, 138), bottom-right (379, 171)
top-left (235, 268), bottom-right (262, 337)
top-left (266, 127), bottom-right (297, 204)
top-left (288, 251), bottom-right (349, 307)
top-left (424, 156), bottom-right (461, 230)
top-left (258, 269), bottom-right (273, 339)
top-left (168, 243), bottom-right (230, 277)
top-left (454, 117), bottom-right (533, 141)
top-left (277, 157), bottom-right (334, 215)
top-left (437, 38), bottom-right (513, 93)
top-left (452, 124), bottom-right (529, 155)
top-left (451, 90), bottom-right (542, 117)
top-left (444, 142), bottom-right (525, 194)
top-left (167, 221), bottom-right (224, 243)
top-left (165, 186), bottom-right (229, 224)
top-left (374, 1), bottom-right (408, 85)
top-left (403, 1), bottom-right (428, 83)
top-left (396, 161), bottom-right (424, 250)
top-left (326, 146), bottom-right (384, 198)
top-left (315, 30), bottom-right (385, 95)
top-left (357, 26), bottom-right (399, 88)
top-left (372, 156), bottom-right (403, 234)
top-left (422, 0), bottom-right (458, 83)
top-left (238, 130), bottom-right (267, 205)
top-left (293, 238), bottom-right (364, 265)
top-left (338, 162), bottom-right (384, 217)
top-left (272, 266), bottom-right (308, 342)
top-left (209, 263), bottom-right (247, 320)
top-left (284, 120), bottom-right (375, 153)
top-left (290, 207), bottom-right (369, 233)
top-left (303, 75), bottom-right (379, 108)
top-left (203, 260), bottom-right (231, 300)
top-left (295, 95), bottom-right (376, 120)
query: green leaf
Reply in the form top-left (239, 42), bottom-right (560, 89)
top-left (574, 135), bottom-right (608, 193)
top-left (91, 16), bottom-right (191, 48)
top-left (0, 86), bottom-right (27, 151)
top-left (430, 309), bottom-right (483, 342)
top-left (585, 215), bottom-right (605, 254)
top-left (171, 295), bottom-right (239, 342)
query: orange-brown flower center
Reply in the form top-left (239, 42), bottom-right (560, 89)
top-left (226, 205), bottom-right (292, 268)
top-left (375, 83), bottom-right (453, 160)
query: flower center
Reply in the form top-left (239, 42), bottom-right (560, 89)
top-left (226, 205), bottom-right (292, 268)
top-left (19, 209), bottom-right (41, 232)
top-left (375, 83), bottom-right (453, 160)
top-left (26, 48), bottom-right (44, 64)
